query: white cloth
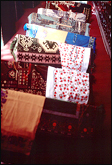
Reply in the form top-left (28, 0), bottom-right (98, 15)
top-left (58, 42), bottom-right (91, 73)
top-left (46, 66), bottom-right (90, 104)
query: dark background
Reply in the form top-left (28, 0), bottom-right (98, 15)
top-left (1, 1), bottom-right (40, 45)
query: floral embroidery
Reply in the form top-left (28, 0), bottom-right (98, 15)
top-left (58, 43), bottom-right (90, 73)
top-left (53, 67), bottom-right (89, 104)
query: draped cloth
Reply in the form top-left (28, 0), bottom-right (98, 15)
top-left (1, 89), bottom-right (45, 155)
top-left (10, 34), bottom-right (61, 66)
top-left (24, 23), bottom-right (68, 43)
top-left (37, 8), bottom-right (86, 22)
top-left (69, 3), bottom-right (91, 22)
top-left (28, 13), bottom-right (90, 36)
top-left (58, 42), bottom-right (91, 73)
top-left (46, 66), bottom-right (90, 105)
top-left (65, 32), bottom-right (96, 53)
top-left (1, 60), bottom-right (48, 96)
top-left (24, 24), bottom-right (96, 53)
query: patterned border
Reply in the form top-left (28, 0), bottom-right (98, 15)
top-left (17, 52), bottom-right (61, 64)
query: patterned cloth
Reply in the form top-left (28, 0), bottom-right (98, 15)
top-left (10, 34), bottom-right (61, 66)
top-left (28, 13), bottom-right (90, 36)
top-left (24, 23), bottom-right (96, 53)
top-left (46, 66), bottom-right (90, 104)
top-left (37, 8), bottom-right (86, 22)
top-left (1, 60), bottom-right (18, 89)
top-left (1, 60), bottom-right (48, 96)
top-left (38, 98), bottom-right (105, 138)
top-left (1, 89), bottom-right (45, 155)
top-left (28, 12), bottom-right (60, 29)
top-left (58, 42), bottom-right (91, 72)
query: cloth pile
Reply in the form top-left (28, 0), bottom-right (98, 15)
top-left (1, 1), bottom-right (105, 156)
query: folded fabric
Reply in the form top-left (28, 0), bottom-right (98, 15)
top-left (24, 23), bottom-right (68, 43)
top-left (58, 42), bottom-right (91, 72)
top-left (65, 32), bottom-right (96, 53)
top-left (46, 66), bottom-right (90, 104)
top-left (1, 88), bottom-right (45, 155)
top-left (24, 24), bottom-right (96, 53)
top-left (37, 7), bottom-right (86, 22)
top-left (10, 34), bottom-right (61, 66)
top-left (28, 13), bottom-right (90, 36)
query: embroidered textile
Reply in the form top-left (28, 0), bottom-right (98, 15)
top-left (58, 42), bottom-right (91, 73)
top-left (46, 66), bottom-right (90, 104)
top-left (1, 89), bottom-right (45, 155)
top-left (28, 13), bottom-right (90, 36)
top-left (10, 34), bottom-right (61, 66)
top-left (37, 8), bottom-right (86, 22)
top-left (24, 24), bottom-right (96, 53)
top-left (38, 98), bottom-right (105, 138)
top-left (1, 60), bottom-right (18, 89)
top-left (1, 60), bottom-right (48, 96)
top-left (1, 133), bottom-right (34, 156)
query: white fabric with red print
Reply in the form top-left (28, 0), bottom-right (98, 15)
top-left (46, 66), bottom-right (89, 104)
top-left (58, 42), bottom-right (91, 73)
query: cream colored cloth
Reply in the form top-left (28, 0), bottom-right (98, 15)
top-left (1, 89), bottom-right (45, 140)
top-left (35, 25), bottom-right (68, 43)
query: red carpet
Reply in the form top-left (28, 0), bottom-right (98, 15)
top-left (88, 1), bottom-right (111, 135)
top-left (1, 1), bottom-right (111, 164)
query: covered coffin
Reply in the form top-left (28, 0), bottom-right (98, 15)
top-left (23, 23), bottom-right (96, 53)
top-left (1, 88), bottom-right (45, 155)
top-left (10, 34), bottom-right (61, 67)
top-left (37, 7), bottom-right (87, 22)
top-left (28, 12), bottom-right (90, 36)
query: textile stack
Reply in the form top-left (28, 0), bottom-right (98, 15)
top-left (1, 1), bottom-right (105, 160)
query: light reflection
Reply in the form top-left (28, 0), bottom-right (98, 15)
top-left (1, 49), bottom-right (10, 54)
top-left (1, 55), bottom-right (14, 60)
top-left (91, 6), bottom-right (96, 15)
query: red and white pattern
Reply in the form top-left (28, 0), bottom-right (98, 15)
top-left (58, 42), bottom-right (91, 73)
top-left (46, 66), bottom-right (89, 104)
